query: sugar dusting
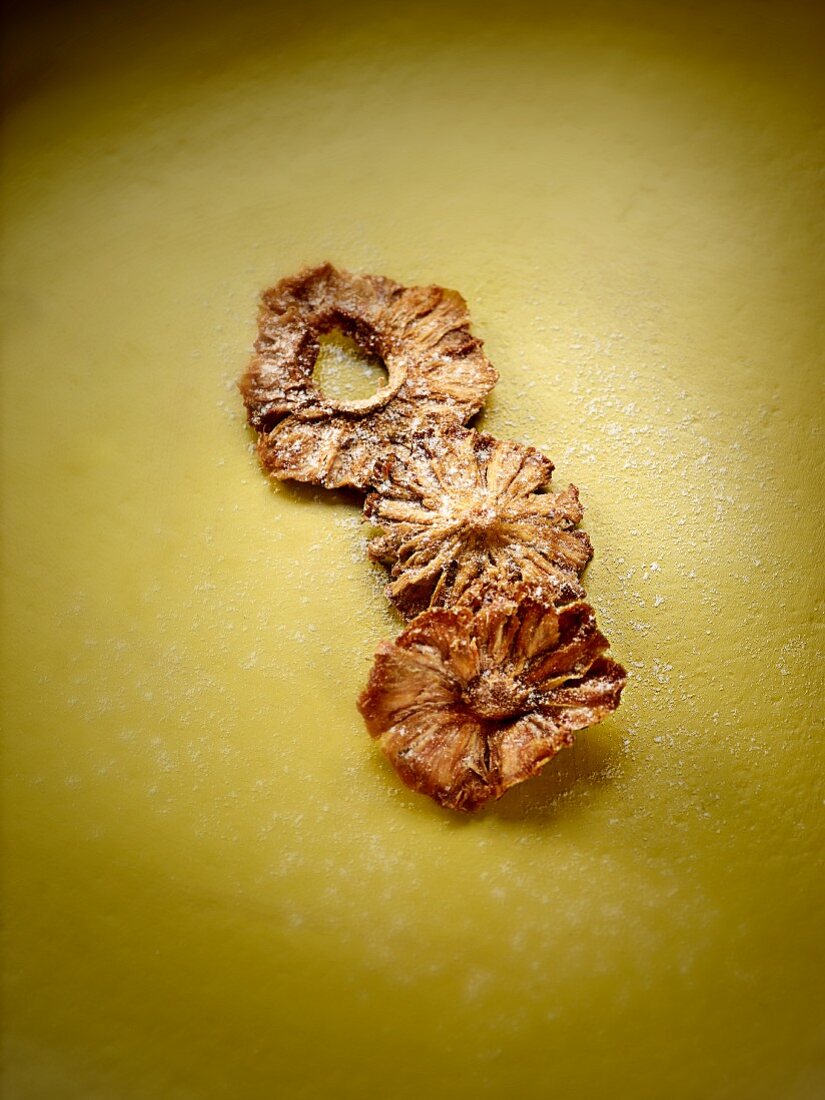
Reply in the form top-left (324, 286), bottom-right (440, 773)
top-left (5, 5), bottom-right (823, 1089)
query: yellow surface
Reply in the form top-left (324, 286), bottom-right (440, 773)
top-left (2, 2), bottom-right (824, 1097)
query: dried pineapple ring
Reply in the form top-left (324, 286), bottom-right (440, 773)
top-left (358, 593), bottom-right (627, 812)
top-left (365, 421), bottom-right (593, 619)
top-left (240, 263), bottom-right (498, 490)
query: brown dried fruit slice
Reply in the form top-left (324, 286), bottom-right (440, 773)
top-left (239, 263), bottom-right (498, 490)
top-left (365, 422), bottom-right (593, 618)
top-left (358, 594), bottom-right (626, 812)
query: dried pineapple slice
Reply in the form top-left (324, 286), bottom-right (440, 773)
top-left (240, 263), bottom-right (498, 490)
top-left (358, 593), bottom-right (626, 811)
top-left (365, 421), bottom-right (592, 618)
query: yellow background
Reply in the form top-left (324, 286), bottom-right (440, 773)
top-left (3, 1), bottom-right (824, 1097)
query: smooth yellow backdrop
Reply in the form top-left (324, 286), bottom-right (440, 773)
top-left (2, 2), bottom-right (823, 1097)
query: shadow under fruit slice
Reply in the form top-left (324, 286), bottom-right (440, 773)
top-left (239, 263), bottom-right (498, 490)
top-left (358, 592), bottom-right (626, 812)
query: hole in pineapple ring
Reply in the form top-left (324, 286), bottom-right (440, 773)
top-left (312, 328), bottom-right (390, 405)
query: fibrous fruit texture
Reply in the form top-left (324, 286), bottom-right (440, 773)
top-left (240, 263), bottom-right (498, 490)
top-left (365, 420), bottom-right (592, 620)
top-left (358, 594), bottom-right (625, 812)
top-left (240, 263), bottom-right (626, 811)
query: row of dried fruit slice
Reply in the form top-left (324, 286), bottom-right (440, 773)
top-left (240, 264), bottom-right (626, 812)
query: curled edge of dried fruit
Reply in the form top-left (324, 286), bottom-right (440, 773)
top-left (358, 590), bottom-right (626, 812)
top-left (239, 263), bottom-right (498, 490)
top-left (364, 419), bottom-right (593, 619)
